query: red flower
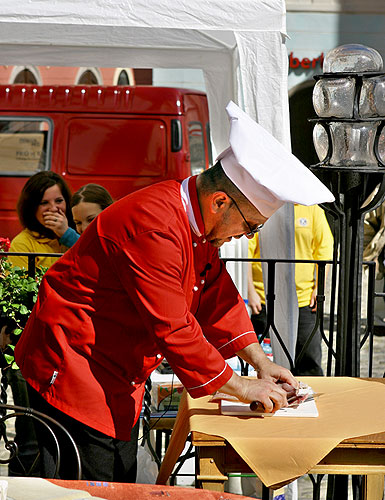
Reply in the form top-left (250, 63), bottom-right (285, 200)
top-left (0, 237), bottom-right (11, 253)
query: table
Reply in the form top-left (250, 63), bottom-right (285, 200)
top-left (157, 377), bottom-right (385, 499)
top-left (192, 429), bottom-right (385, 499)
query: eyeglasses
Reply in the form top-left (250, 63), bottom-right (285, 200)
top-left (227, 194), bottom-right (264, 237)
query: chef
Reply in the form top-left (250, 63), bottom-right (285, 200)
top-left (15, 102), bottom-right (334, 482)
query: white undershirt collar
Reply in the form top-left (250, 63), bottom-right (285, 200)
top-left (180, 177), bottom-right (202, 237)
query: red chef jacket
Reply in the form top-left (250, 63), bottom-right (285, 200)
top-left (15, 177), bottom-right (257, 440)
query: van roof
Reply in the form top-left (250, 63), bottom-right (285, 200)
top-left (0, 85), bottom-right (206, 114)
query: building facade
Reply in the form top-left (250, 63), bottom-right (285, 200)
top-left (286, 0), bottom-right (385, 165)
top-left (0, 66), bottom-right (154, 87)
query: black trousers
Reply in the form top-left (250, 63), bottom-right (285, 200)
top-left (27, 384), bottom-right (139, 482)
top-left (6, 369), bottom-right (40, 476)
top-left (251, 304), bottom-right (323, 376)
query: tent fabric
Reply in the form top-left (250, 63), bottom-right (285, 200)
top-left (0, 0), bottom-right (297, 364)
top-left (0, 1), bottom-right (284, 30)
top-left (0, 0), bottom-right (288, 151)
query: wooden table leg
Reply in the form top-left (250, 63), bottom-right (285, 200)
top-left (362, 474), bottom-right (385, 500)
top-left (195, 445), bottom-right (228, 491)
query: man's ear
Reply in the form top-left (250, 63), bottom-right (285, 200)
top-left (210, 191), bottom-right (230, 214)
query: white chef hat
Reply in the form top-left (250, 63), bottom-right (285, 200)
top-left (216, 101), bottom-right (335, 217)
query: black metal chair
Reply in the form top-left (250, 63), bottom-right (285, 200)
top-left (0, 362), bottom-right (81, 479)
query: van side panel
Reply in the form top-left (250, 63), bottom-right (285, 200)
top-left (0, 85), bottom-right (210, 239)
top-left (67, 118), bottom-right (166, 177)
top-left (63, 116), bottom-right (168, 199)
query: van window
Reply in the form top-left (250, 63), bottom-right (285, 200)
top-left (67, 118), bottom-right (166, 177)
top-left (206, 122), bottom-right (213, 167)
top-left (0, 118), bottom-right (50, 175)
top-left (188, 121), bottom-right (205, 175)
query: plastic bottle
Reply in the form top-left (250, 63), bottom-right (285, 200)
top-left (261, 338), bottom-right (274, 362)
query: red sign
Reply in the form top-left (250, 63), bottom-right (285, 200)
top-left (289, 52), bottom-right (324, 70)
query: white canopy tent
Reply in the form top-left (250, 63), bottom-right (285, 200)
top-left (0, 0), bottom-right (297, 365)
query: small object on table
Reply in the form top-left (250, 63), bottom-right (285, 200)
top-left (249, 401), bottom-right (263, 411)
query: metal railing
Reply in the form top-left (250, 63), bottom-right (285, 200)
top-left (0, 251), bottom-right (63, 278)
top-left (1, 251), bottom-right (378, 378)
top-left (222, 257), bottom-right (379, 378)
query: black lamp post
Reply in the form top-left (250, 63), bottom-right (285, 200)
top-left (309, 43), bottom-right (385, 500)
top-left (310, 44), bottom-right (385, 378)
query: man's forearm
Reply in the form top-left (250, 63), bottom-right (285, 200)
top-left (236, 341), bottom-right (267, 372)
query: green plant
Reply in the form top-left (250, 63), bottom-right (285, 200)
top-left (0, 239), bottom-right (47, 366)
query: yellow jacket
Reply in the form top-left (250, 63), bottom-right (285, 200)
top-left (249, 205), bottom-right (333, 307)
top-left (9, 229), bottom-right (66, 269)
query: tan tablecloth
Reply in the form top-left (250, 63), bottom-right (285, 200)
top-left (157, 377), bottom-right (385, 488)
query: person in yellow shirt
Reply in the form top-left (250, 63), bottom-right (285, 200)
top-left (248, 204), bottom-right (333, 375)
top-left (9, 171), bottom-right (78, 269)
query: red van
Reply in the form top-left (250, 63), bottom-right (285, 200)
top-left (0, 85), bottom-right (212, 239)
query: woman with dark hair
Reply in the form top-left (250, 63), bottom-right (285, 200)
top-left (71, 183), bottom-right (113, 234)
top-left (7, 172), bottom-right (80, 475)
top-left (9, 171), bottom-right (79, 269)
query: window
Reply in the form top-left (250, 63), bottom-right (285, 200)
top-left (13, 69), bottom-right (38, 84)
top-left (117, 70), bottom-right (130, 85)
top-left (188, 122), bottom-right (205, 175)
top-left (0, 119), bottom-right (51, 175)
top-left (78, 70), bottom-right (99, 85)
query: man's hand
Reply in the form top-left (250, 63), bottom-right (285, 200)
top-left (230, 342), bottom-right (299, 411)
top-left (256, 356), bottom-right (298, 390)
top-left (310, 288), bottom-right (317, 311)
top-left (247, 263), bottom-right (262, 315)
top-left (219, 371), bottom-right (294, 413)
top-left (248, 286), bottom-right (263, 315)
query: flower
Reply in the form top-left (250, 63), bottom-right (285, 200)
top-left (0, 256), bottom-right (47, 367)
top-left (0, 237), bottom-right (11, 253)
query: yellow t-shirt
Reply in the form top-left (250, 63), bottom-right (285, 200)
top-left (9, 229), bottom-right (65, 269)
top-left (248, 205), bottom-right (333, 307)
